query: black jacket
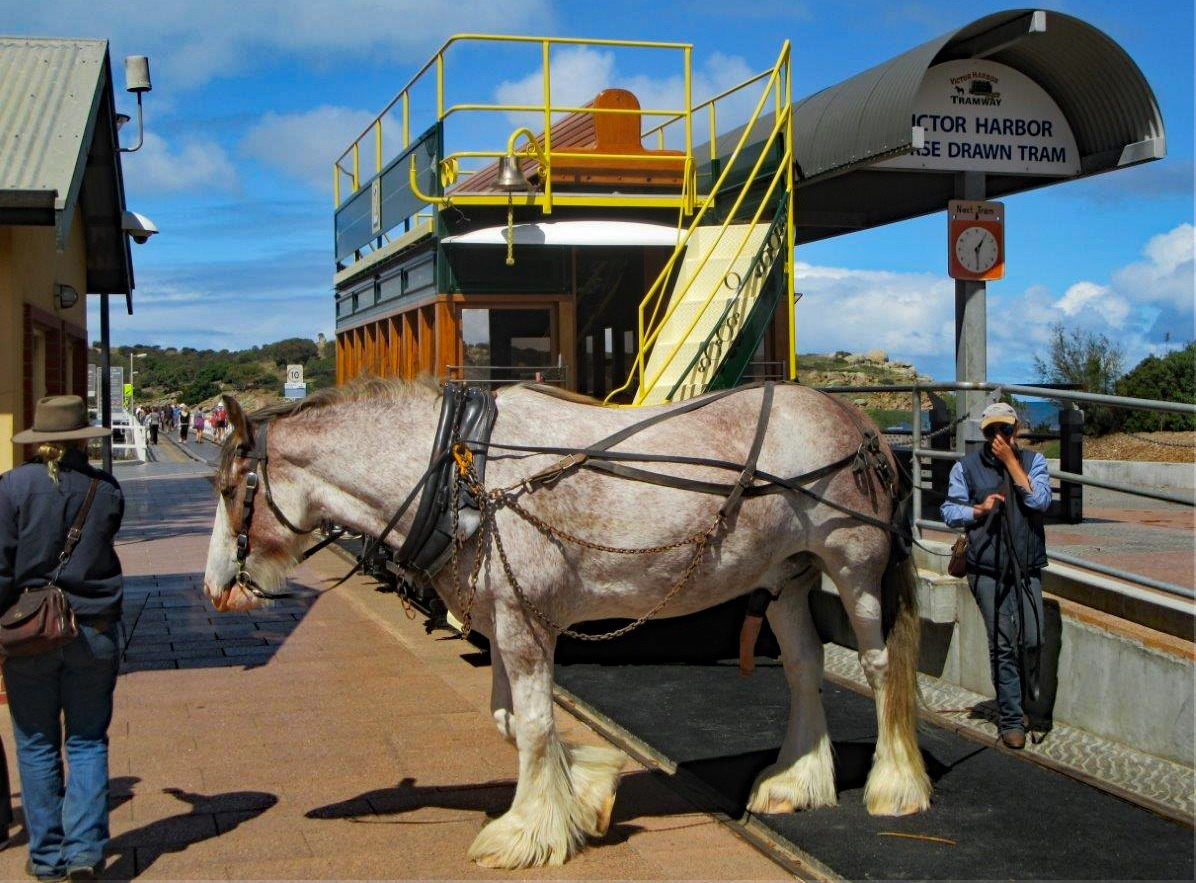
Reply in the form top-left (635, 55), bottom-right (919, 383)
top-left (0, 449), bottom-right (124, 618)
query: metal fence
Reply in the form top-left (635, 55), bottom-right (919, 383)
top-left (817, 381), bottom-right (1195, 602)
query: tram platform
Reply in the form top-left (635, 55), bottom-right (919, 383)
top-left (0, 448), bottom-right (788, 880)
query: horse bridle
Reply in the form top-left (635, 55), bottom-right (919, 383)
top-left (230, 421), bottom-right (316, 600)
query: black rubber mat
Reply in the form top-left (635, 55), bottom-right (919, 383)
top-left (555, 661), bottom-right (1194, 881)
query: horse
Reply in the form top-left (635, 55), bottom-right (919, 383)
top-left (202, 378), bottom-right (931, 869)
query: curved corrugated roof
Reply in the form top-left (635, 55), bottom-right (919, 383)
top-left (793, 8), bottom-right (1164, 183)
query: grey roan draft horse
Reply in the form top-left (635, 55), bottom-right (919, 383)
top-left (203, 378), bottom-right (931, 869)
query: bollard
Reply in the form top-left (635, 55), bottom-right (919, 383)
top-left (1057, 407), bottom-right (1084, 523)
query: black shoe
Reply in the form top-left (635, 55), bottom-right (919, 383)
top-left (24, 858), bottom-right (66, 883)
top-left (66, 866), bottom-right (99, 881)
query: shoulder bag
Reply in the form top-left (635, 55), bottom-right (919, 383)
top-left (947, 533), bottom-right (969, 578)
top-left (0, 478), bottom-right (98, 657)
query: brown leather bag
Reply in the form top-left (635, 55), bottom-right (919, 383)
top-left (0, 478), bottom-right (97, 657)
top-left (947, 533), bottom-right (969, 578)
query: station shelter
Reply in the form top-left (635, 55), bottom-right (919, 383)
top-left (330, 10), bottom-right (1163, 410)
top-left (0, 38), bottom-right (134, 471)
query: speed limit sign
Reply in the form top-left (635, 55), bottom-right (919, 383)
top-left (286, 364), bottom-right (304, 384)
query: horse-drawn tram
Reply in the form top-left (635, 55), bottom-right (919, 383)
top-left (214, 19), bottom-right (1192, 877)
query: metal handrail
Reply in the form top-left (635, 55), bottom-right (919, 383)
top-left (917, 519), bottom-right (1195, 602)
top-left (835, 379), bottom-right (1196, 601)
top-left (333, 34), bottom-right (694, 206)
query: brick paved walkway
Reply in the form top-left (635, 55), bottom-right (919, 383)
top-left (0, 462), bottom-right (789, 880)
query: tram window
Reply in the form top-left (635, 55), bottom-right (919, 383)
top-left (462, 308), bottom-right (553, 383)
top-left (406, 259), bottom-right (434, 294)
top-left (379, 269), bottom-right (403, 301)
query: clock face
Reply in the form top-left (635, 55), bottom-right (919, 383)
top-left (954, 225), bottom-right (999, 273)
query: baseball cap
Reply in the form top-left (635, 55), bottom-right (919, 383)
top-left (980, 402), bottom-right (1018, 429)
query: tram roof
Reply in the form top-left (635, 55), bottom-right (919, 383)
top-left (720, 8), bottom-right (1165, 245)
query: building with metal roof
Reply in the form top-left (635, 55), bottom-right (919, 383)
top-left (0, 36), bottom-right (134, 471)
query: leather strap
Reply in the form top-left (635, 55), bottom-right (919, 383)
top-left (62, 479), bottom-right (99, 560)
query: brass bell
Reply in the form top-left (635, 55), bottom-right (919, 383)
top-left (496, 153), bottom-right (530, 192)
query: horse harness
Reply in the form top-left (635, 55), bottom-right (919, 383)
top-left (231, 421), bottom-right (335, 600)
top-left (234, 381), bottom-right (906, 648)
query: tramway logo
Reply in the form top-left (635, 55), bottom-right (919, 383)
top-left (948, 72), bottom-right (1002, 106)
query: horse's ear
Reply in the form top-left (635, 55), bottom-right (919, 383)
top-left (223, 396), bottom-right (251, 447)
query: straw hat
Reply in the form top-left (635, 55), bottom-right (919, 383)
top-left (12, 395), bottom-right (112, 443)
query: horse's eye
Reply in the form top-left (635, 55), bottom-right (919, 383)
top-left (220, 486), bottom-right (236, 500)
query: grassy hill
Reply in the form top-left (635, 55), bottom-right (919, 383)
top-left (93, 337), bottom-right (333, 410)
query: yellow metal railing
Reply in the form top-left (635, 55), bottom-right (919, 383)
top-left (332, 34), bottom-right (695, 211)
top-left (604, 41), bottom-right (794, 405)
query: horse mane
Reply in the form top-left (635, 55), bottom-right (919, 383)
top-left (215, 375), bottom-right (440, 487)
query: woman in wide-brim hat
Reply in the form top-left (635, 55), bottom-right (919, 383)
top-left (2, 396), bottom-right (123, 881)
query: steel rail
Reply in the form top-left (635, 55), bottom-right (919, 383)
top-left (916, 518), bottom-right (1195, 601)
top-left (818, 381), bottom-right (1196, 415)
top-left (910, 448), bottom-right (1194, 506)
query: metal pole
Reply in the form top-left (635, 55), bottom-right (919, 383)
top-left (911, 387), bottom-right (922, 534)
top-left (954, 171), bottom-right (986, 453)
top-left (99, 293), bottom-right (112, 472)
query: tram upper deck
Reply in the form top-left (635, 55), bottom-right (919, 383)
top-left (331, 35), bottom-right (796, 404)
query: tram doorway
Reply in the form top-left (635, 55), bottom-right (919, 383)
top-left (574, 247), bottom-right (670, 400)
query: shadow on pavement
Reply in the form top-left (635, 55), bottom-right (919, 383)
top-left (120, 573), bottom-right (317, 674)
top-left (104, 785), bottom-right (278, 879)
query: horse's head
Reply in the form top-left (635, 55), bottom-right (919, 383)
top-left (203, 396), bottom-right (310, 612)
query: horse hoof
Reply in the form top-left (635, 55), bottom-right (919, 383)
top-left (593, 793), bottom-right (616, 837)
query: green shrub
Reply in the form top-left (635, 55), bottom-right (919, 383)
top-left (1116, 343), bottom-right (1196, 432)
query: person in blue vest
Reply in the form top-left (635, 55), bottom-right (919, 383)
top-left (941, 402), bottom-right (1051, 750)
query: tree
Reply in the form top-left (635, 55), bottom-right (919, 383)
top-left (1116, 343), bottom-right (1196, 432)
top-left (1032, 323), bottom-right (1125, 434)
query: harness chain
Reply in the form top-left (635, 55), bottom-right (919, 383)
top-left (453, 458), bottom-right (723, 641)
top-left (449, 382), bottom-right (775, 642)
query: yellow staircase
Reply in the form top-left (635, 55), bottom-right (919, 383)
top-left (605, 41), bottom-right (795, 407)
top-left (638, 224), bottom-right (771, 405)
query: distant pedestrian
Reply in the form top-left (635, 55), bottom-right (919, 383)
top-left (178, 406), bottom-right (190, 442)
top-left (1, 396), bottom-right (123, 881)
top-left (193, 410), bottom-right (205, 445)
top-left (146, 409), bottom-right (160, 445)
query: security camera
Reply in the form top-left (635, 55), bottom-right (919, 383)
top-left (122, 210), bottom-right (159, 244)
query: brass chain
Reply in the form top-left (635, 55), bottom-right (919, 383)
top-left (450, 461), bottom-right (722, 642)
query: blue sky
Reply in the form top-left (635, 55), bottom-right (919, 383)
top-left (8, 0), bottom-right (1193, 383)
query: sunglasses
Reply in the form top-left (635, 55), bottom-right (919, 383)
top-left (983, 423), bottom-right (1015, 440)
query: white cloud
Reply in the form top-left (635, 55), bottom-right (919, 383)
top-left (789, 222), bottom-right (1194, 382)
top-left (6, 0), bottom-right (554, 89)
top-left (1054, 281), bottom-right (1130, 328)
top-left (241, 106), bottom-right (400, 191)
top-left (124, 132), bottom-right (239, 196)
top-left (793, 262), bottom-right (955, 360)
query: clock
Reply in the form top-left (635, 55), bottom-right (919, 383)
top-left (947, 200), bottom-right (1004, 281)
top-left (954, 225), bottom-right (999, 273)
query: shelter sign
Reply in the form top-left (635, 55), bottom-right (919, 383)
top-left (880, 59), bottom-right (1080, 176)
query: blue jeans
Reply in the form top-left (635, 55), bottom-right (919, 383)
top-left (3, 623), bottom-right (119, 875)
top-left (969, 573), bottom-right (1043, 733)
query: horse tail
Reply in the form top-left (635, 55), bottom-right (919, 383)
top-left (881, 474), bottom-right (923, 756)
top-left (875, 492), bottom-right (928, 808)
